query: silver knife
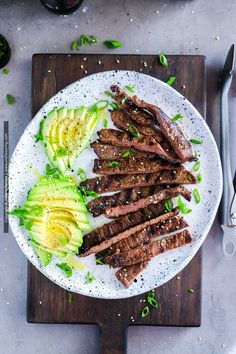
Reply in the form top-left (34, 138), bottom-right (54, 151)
top-left (220, 44), bottom-right (236, 257)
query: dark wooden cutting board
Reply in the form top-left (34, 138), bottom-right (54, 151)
top-left (28, 54), bottom-right (205, 354)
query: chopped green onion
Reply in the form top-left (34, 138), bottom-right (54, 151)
top-left (56, 263), bottom-right (73, 277)
top-left (190, 138), bottom-right (202, 145)
top-left (68, 292), bottom-right (73, 303)
top-left (45, 164), bottom-right (59, 176)
top-left (104, 40), bottom-right (123, 49)
top-left (2, 68), bottom-right (9, 75)
top-left (129, 124), bottom-right (140, 138)
top-left (171, 113), bottom-right (183, 122)
top-left (108, 161), bottom-right (119, 167)
top-left (197, 173), bottom-right (202, 183)
top-left (104, 90), bottom-right (114, 98)
top-left (166, 76), bottom-right (176, 86)
top-left (188, 288), bottom-right (195, 293)
top-left (193, 188), bottom-right (201, 204)
top-left (85, 190), bottom-right (100, 198)
top-left (147, 292), bottom-right (159, 308)
top-left (141, 305), bottom-right (150, 318)
top-left (96, 256), bottom-right (106, 265)
top-left (86, 271), bottom-right (94, 284)
top-left (71, 40), bottom-right (79, 50)
top-left (95, 100), bottom-right (109, 110)
top-left (164, 199), bottom-right (172, 212)
top-left (78, 168), bottom-right (87, 182)
top-left (6, 93), bottom-right (15, 105)
top-left (34, 133), bottom-right (43, 142)
top-left (122, 151), bottom-right (135, 158)
top-left (124, 85), bottom-right (136, 92)
top-left (80, 34), bottom-right (99, 47)
top-left (187, 175), bottom-right (193, 181)
top-left (177, 196), bottom-right (192, 214)
top-left (159, 52), bottom-right (168, 67)
top-left (193, 160), bottom-right (200, 172)
top-left (121, 97), bottom-right (127, 105)
top-left (109, 102), bottom-right (119, 110)
top-left (103, 116), bottom-right (108, 128)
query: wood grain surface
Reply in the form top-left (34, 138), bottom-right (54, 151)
top-left (28, 54), bottom-right (205, 354)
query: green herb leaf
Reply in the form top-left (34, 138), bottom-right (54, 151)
top-left (147, 291), bottom-right (159, 308)
top-left (129, 124), bottom-right (140, 138)
top-left (56, 263), bottom-right (73, 277)
top-left (159, 52), bottom-right (168, 67)
top-left (34, 133), bottom-right (43, 142)
top-left (166, 76), bottom-right (176, 86)
top-left (68, 292), bottom-right (73, 303)
top-left (177, 196), bottom-right (192, 214)
top-left (35, 119), bottom-right (44, 142)
top-left (188, 288), bottom-right (195, 293)
top-left (2, 68), bottom-right (9, 75)
top-left (122, 150), bottom-right (135, 158)
top-left (56, 146), bottom-right (68, 157)
top-left (78, 168), bottom-right (87, 182)
top-left (109, 102), bottom-right (119, 110)
top-left (86, 271), bottom-right (94, 284)
top-left (104, 40), bottom-right (123, 49)
top-left (6, 93), bottom-right (15, 105)
top-left (71, 40), bottom-right (79, 50)
top-left (164, 199), bottom-right (172, 212)
top-left (31, 205), bottom-right (44, 217)
top-left (171, 113), bottom-right (183, 122)
top-left (193, 188), bottom-right (201, 204)
top-left (193, 160), bottom-right (200, 172)
top-left (141, 305), bottom-right (150, 318)
top-left (85, 190), bottom-right (101, 198)
top-left (45, 163), bottom-right (59, 176)
top-left (197, 173), bottom-right (202, 183)
top-left (80, 34), bottom-right (99, 47)
top-left (104, 90), bottom-right (114, 98)
top-left (103, 116), bottom-right (108, 128)
top-left (108, 161), bottom-right (119, 167)
top-left (124, 85), bottom-right (136, 92)
top-left (190, 138), bottom-right (202, 145)
top-left (8, 207), bottom-right (27, 226)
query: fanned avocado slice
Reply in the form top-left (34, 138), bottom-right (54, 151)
top-left (39, 106), bottom-right (99, 174)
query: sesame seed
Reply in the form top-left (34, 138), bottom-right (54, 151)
top-left (116, 59), bottom-right (120, 63)
top-left (80, 65), bottom-right (84, 69)
top-left (98, 60), bottom-right (102, 65)
top-left (215, 36), bottom-right (220, 40)
top-left (85, 70), bottom-right (88, 74)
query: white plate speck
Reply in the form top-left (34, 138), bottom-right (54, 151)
top-left (9, 70), bottom-right (222, 299)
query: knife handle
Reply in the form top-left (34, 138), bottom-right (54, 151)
top-left (222, 229), bottom-right (236, 257)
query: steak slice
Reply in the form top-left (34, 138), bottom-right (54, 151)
top-left (115, 262), bottom-right (149, 288)
top-left (80, 168), bottom-right (196, 193)
top-left (91, 141), bottom-right (155, 160)
top-left (87, 185), bottom-right (167, 217)
top-left (80, 203), bottom-right (166, 253)
top-left (80, 209), bottom-right (179, 256)
top-left (105, 186), bottom-right (191, 218)
top-left (93, 158), bottom-right (180, 175)
top-left (110, 109), bottom-right (181, 163)
top-left (130, 95), bottom-right (195, 162)
top-left (105, 216), bottom-right (188, 254)
top-left (98, 129), bottom-right (181, 164)
top-left (104, 229), bottom-right (191, 268)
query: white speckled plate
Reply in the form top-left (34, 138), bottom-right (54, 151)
top-left (9, 70), bottom-right (222, 299)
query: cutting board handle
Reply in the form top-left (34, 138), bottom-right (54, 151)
top-left (99, 322), bottom-right (127, 354)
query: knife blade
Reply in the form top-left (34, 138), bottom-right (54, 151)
top-left (220, 44), bottom-right (236, 257)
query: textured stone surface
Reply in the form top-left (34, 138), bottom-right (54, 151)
top-left (1, 0), bottom-right (236, 353)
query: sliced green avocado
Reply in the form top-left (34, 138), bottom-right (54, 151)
top-left (39, 106), bottom-right (99, 174)
top-left (11, 174), bottom-right (90, 267)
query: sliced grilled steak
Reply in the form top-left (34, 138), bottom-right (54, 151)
top-left (115, 262), bottom-right (149, 288)
top-left (110, 109), bottom-right (181, 163)
top-left (87, 185), bottom-right (167, 217)
top-left (130, 96), bottom-right (195, 162)
top-left (98, 129), bottom-right (181, 163)
top-left (80, 169), bottom-right (196, 194)
top-left (91, 141), bottom-right (155, 160)
top-left (80, 209), bottom-right (179, 256)
top-left (110, 85), bottom-right (156, 125)
top-left (104, 229), bottom-right (191, 268)
top-left (80, 203), bottom-right (166, 253)
top-left (93, 158), bottom-right (180, 175)
top-left (105, 186), bottom-right (191, 218)
top-left (110, 109), bottom-right (161, 138)
top-left (104, 216), bottom-right (188, 254)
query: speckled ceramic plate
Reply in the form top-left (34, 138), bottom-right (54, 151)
top-left (9, 70), bottom-right (222, 299)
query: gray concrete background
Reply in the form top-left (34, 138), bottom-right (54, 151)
top-left (1, 0), bottom-right (236, 353)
